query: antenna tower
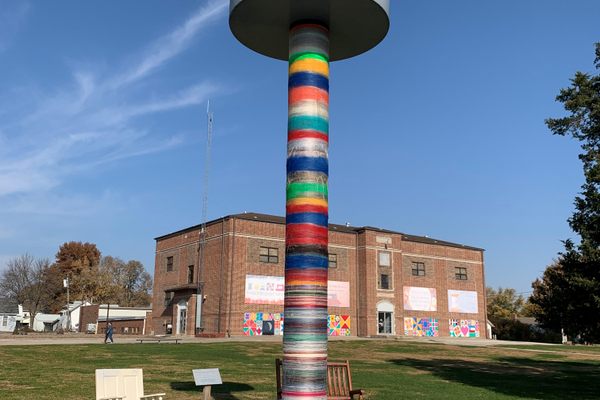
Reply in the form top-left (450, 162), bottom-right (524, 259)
top-left (201, 101), bottom-right (213, 236)
top-left (196, 101), bottom-right (213, 334)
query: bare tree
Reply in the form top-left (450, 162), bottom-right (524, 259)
top-left (0, 254), bottom-right (52, 324)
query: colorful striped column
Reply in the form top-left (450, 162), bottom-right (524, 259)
top-left (283, 24), bottom-right (330, 400)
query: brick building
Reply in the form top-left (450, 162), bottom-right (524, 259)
top-left (151, 212), bottom-right (487, 338)
top-left (79, 304), bottom-right (151, 335)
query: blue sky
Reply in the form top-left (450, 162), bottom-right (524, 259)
top-left (0, 0), bottom-right (599, 296)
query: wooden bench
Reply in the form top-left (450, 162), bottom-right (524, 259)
top-left (136, 337), bottom-right (182, 344)
top-left (275, 359), bottom-right (365, 400)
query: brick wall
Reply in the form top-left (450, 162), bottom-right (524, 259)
top-left (151, 214), bottom-right (487, 338)
top-left (79, 304), bottom-right (99, 333)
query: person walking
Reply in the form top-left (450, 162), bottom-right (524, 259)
top-left (104, 322), bottom-right (114, 344)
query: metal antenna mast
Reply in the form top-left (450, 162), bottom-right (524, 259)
top-left (202, 100), bottom-right (213, 235)
top-left (196, 101), bottom-right (213, 335)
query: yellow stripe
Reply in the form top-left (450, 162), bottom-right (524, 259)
top-left (289, 58), bottom-right (329, 77)
top-left (287, 198), bottom-right (329, 207)
top-left (287, 280), bottom-right (323, 286)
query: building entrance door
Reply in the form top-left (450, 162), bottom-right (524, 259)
top-left (378, 312), bottom-right (393, 334)
top-left (177, 300), bottom-right (187, 335)
top-left (377, 300), bottom-right (394, 335)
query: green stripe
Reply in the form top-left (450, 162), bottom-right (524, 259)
top-left (289, 51), bottom-right (329, 64)
top-left (287, 182), bottom-right (328, 200)
top-left (283, 333), bottom-right (328, 342)
top-left (288, 116), bottom-right (328, 133)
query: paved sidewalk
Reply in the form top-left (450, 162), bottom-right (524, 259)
top-left (0, 332), bottom-right (554, 347)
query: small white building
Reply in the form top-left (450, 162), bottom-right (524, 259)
top-left (33, 313), bottom-right (60, 332)
top-left (98, 304), bottom-right (151, 320)
top-left (58, 301), bottom-right (91, 332)
top-left (0, 301), bottom-right (24, 333)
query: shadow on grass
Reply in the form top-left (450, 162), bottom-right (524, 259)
top-left (390, 357), bottom-right (600, 400)
top-left (170, 381), bottom-right (254, 399)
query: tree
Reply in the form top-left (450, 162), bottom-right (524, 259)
top-left (52, 242), bottom-right (102, 304)
top-left (0, 254), bottom-right (53, 322)
top-left (99, 257), bottom-right (152, 307)
top-left (531, 43), bottom-right (600, 343)
top-left (486, 287), bottom-right (525, 321)
top-left (55, 241), bottom-right (101, 275)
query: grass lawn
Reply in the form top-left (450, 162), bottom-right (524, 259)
top-left (1, 339), bottom-right (599, 399)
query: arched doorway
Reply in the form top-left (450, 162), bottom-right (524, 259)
top-left (377, 301), bottom-right (394, 335)
top-left (176, 300), bottom-right (187, 335)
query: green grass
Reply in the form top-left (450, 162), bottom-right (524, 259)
top-left (1, 340), bottom-right (599, 399)
top-left (496, 344), bottom-right (600, 353)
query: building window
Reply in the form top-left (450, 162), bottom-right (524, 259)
top-left (164, 291), bottom-right (174, 306)
top-left (378, 251), bottom-right (391, 267)
top-left (166, 256), bottom-right (174, 272)
top-left (412, 262), bottom-right (425, 276)
top-left (378, 251), bottom-right (392, 290)
top-left (379, 274), bottom-right (390, 290)
top-left (259, 246), bottom-right (279, 263)
top-left (455, 267), bottom-right (468, 280)
top-left (328, 253), bottom-right (338, 269)
top-left (1, 316), bottom-right (6, 327)
top-left (187, 265), bottom-right (194, 284)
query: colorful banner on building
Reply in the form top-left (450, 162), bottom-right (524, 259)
top-left (243, 312), bottom-right (284, 336)
top-left (328, 281), bottom-right (350, 308)
top-left (245, 275), bottom-right (350, 307)
top-left (447, 290), bottom-right (478, 313)
top-left (403, 286), bottom-right (437, 311)
top-left (243, 312), bottom-right (350, 336)
top-left (449, 319), bottom-right (480, 337)
top-left (404, 317), bottom-right (439, 337)
top-left (245, 275), bottom-right (285, 305)
top-left (328, 315), bottom-right (351, 336)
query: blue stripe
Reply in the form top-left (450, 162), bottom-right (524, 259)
top-left (287, 157), bottom-right (328, 174)
top-left (287, 213), bottom-right (328, 227)
top-left (289, 72), bottom-right (329, 91)
top-left (288, 116), bottom-right (329, 133)
top-left (285, 254), bottom-right (329, 269)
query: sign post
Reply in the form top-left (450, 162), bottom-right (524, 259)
top-left (192, 368), bottom-right (222, 400)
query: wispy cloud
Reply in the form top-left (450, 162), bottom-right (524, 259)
top-left (0, 1), bottom-right (30, 52)
top-left (0, 1), bottom-right (227, 199)
top-left (110, 0), bottom-right (228, 89)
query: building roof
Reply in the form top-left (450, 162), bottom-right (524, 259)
top-left (155, 212), bottom-right (484, 251)
top-left (98, 305), bottom-right (152, 311)
top-left (35, 314), bottom-right (60, 323)
top-left (98, 316), bottom-right (146, 322)
top-left (0, 300), bottom-right (19, 315)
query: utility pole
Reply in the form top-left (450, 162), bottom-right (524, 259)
top-left (63, 276), bottom-right (70, 332)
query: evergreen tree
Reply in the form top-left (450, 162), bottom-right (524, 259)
top-left (531, 43), bottom-right (600, 343)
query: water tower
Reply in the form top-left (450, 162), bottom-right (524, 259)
top-left (229, 1), bottom-right (390, 398)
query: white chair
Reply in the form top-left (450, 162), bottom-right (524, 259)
top-left (95, 368), bottom-right (166, 400)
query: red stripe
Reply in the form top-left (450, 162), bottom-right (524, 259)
top-left (286, 204), bottom-right (328, 215)
top-left (287, 269), bottom-right (328, 280)
top-left (286, 224), bottom-right (328, 242)
top-left (288, 130), bottom-right (329, 143)
top-left (284, 304), bottom-right (327, 309)
top-left (289, 86), bottom-right (329, 105)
